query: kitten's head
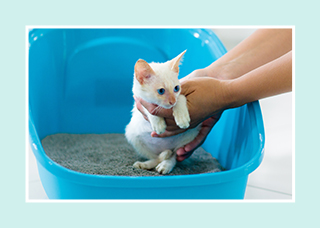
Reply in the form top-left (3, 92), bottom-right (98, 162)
top-left (133, 50), bottom-right (186, 109)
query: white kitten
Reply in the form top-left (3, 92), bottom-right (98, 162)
top-left (125, 50), bottom-right (201, 174)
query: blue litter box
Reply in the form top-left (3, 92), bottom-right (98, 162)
top-left (28, 28), bottom-right (265, 200)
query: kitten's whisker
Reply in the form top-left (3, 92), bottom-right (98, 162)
top-left (152, 105), bottom-right (163, 115)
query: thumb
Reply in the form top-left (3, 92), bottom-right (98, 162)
top-left (180, 69), bottom-right (207, 82)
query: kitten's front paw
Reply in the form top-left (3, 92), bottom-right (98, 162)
top-left (152, 117), bottom-right (167, 135)
top-left (174, 112), bottom-right (190, 129)
top-left (156, 160), bottom-right (174, 174)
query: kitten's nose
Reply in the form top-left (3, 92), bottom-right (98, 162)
top-left (168, 95), bottom-right (176, 106)
top-left (168, 98), bottom-right (176, 105)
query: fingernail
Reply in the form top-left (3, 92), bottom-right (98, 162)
top-left (176, 149), bottom-right (184, 156)
top-left (151, 132), bottom-right (159, 137)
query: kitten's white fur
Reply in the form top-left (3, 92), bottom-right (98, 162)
top-left (125, 50), bottom-right (200, 174)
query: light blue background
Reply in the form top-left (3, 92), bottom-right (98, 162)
top-left (1, 0), bottom-right (317, 227)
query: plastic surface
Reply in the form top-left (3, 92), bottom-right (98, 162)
top-left (28, 28), bottom-right (265, 199)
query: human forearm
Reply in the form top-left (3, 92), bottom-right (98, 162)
top-left (153, 29), bottom-right (292, 161)
top-left (227, 50), bottom-right (292, 108)
top-left (205, 29), bottom-right (292, 80)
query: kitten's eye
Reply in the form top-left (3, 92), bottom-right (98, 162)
top-left (174, 85), bottom-right (180, 93)
top-left (157, 88), bottom-right (165, 95)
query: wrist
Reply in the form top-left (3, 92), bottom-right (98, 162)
top-left (221, 78), bottom-right (247, 110)
top-left (226, 51), bottom-right (292, 107)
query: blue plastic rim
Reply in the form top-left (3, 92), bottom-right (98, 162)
top-left (28, 28), bottom-right (265, 199)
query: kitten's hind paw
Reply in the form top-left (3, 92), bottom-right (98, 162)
top-left (133, 161), bottom-right (147, 170)
top-left (133, 159), bottom-right (159, 170)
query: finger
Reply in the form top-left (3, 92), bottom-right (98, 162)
top-left (176, 147), bottom-right (186, 156)
top-left (151, 128), bottom-right (186, 138)
top-left (163, 119), bottom-right (182, 131)
top-left (180, 69), bottom-right (204, 83)
top-left (176, 148), bottom-right (193, 162)
top-left (180, 117), bottom-right (218, 154)
top-left (176, 154), bottom-right (190, 162)
top-left (135, 96), bottom-right (157, 114)
top-left (183, 131), bottom-right (206, 152)
top-left (134, 97), bottom-right (148, 120)
top-left (184, 122), bottom-right (213, 152)
top-left (137, 97), bottom-right (173, 118)
top-left (176, 116), bottom-right (220, 162)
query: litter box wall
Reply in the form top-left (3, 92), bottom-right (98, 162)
top-left (29, 28), bottom-right (265, 200)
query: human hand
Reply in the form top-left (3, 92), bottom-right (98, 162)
top-left (136, 76), bottom-right (230, 132)
top-left (134, 65), bottom-right (230, 128)
top-left (175, 115), bottom-right (220, 161)
top-left (135, 76), bottom-right (232, 161)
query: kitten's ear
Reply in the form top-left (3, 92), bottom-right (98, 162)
top-left (170, 50), bottom-right (186, 73)
top-left (134, 59), bottom-right (156, 85)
